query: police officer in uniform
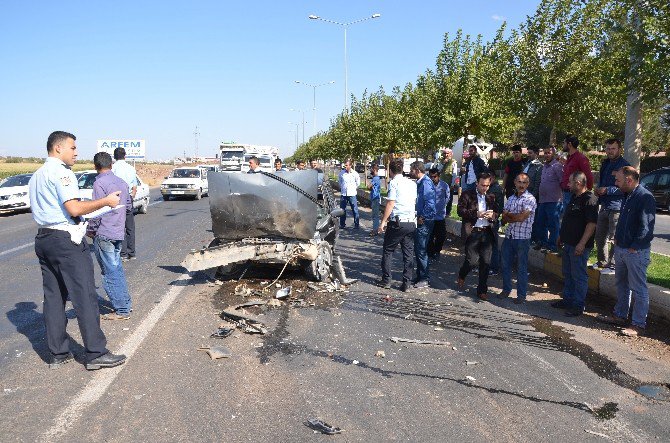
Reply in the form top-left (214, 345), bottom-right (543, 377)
top-left (376, 159), bottom-right (418, 292)
top-left (29, 131), bottom-right (127, 370)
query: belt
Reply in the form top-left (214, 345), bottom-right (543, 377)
top-left (393, 216), bottom-right (415, 223)
top-left (471, 226), bottom-right (491, 232)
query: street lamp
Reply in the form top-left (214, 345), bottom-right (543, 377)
top-left (288, 122), bottom-right (299, 150)
top-left (290, 108), bottom-right (306, 145)
top-left (309, 13), bottom-right (381, 111)
top-left (295, 80), bottom-right (335, 133)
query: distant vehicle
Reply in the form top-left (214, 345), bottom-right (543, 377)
top-left (0, 173), bottom-right (32, 213)
top-left (77, 170), bottom-right (151, 214)
top-left (198, 164), bottom-right (219, 173)
top-left (640, 167), bottom-right (669, 210)
top-left (219, 143), bottom-right (250, 172)
top-left (161, 167), bottom-right (209, 201)
top-left (402, 158), bottom-right (423, 176)
top-left (354, 163), bottom-right (365, 174)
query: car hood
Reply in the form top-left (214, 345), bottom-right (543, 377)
top-left (162, 177), bottom-right (203, 185)
top-left (0, 185), bottom-right (29, 196)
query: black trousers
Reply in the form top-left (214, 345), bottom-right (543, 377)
top-left (458, 228), bottom-right (494, 295)
top-left (381, 220), bottom-right (415, 283)
top-left (34, 229), bottom-right (108, 361)
top-left (427, 219), bottom-right (447, 257)
top-left (121, 208), bottom-right (135, 258)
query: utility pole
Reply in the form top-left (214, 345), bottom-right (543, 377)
top-left (193, 125), bottom-right (200, 160)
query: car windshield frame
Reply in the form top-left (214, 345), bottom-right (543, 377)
top-left (172, 169), bottom-right (201, 179)
top-left (221, 151), bottom-right (244, 160)
top-left (0, 175), bottom-right (31, 188)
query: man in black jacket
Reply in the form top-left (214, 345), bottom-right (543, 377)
top-left (461, 145), bottom-right (487, 192)
top-left (456, 172), bottom-right (498, 301)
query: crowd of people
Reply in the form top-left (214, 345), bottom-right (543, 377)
top-left (355, 135), bottom-right (655, 338)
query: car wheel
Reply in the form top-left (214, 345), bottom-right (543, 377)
top-left (162, 195), bottom-right (170, 201)
top-left (139, 197), bottom-right (149, 214)
top-left (304, 242), bottom-right (333, 282)
top-left (195, 189), bottom-right (202, 200)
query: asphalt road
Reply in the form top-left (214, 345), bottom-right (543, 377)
top-left (0, 187), bottom-right (668, 441)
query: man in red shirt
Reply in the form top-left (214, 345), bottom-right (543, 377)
top-left (559, 134), bottom-right (593, 208)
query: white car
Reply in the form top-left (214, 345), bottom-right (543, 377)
top-left (0, 173), bottom-right (32, 213)
top-left (77, 170), bottom-right (151, 214)
top-left (161, 167), bottom-right (209, 200)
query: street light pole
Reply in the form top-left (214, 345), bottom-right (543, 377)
top-left (295, 80), bottom-right (335, 133)
top-left (309, 13), bottom-right (381, 112)
top-left (290, 109), bottom-right (306, 144)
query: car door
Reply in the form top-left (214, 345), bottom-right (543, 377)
top-left (653, 171), bottom-right (670, 209)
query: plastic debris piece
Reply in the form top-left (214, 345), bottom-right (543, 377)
top-left (198, 346), bottom-right (232, 360)
top-left (375, 350), bottom-right (386, 358)
top-left (352, 360), bottom-right (359, 365)
top-left (236, 299), bottom-right (267, 308)
top-left (266, 298), bottom-right (283, 307)
top-left (465, 376), bottom-right (476, 382)
top-left (390, 337), bottom-right (451, 346)
top-left (434, 327), bottom-right (445, 331)
top-left (452, 346), bottom-right (458, 351)
top-left (211, 327), bottom-right (235, 339)
top-left (306, 418), bottom-right (342, 435)
top-left (465, 361), bottom-right (479, 366)
top-left (276, 287), bottom-right (291, 299)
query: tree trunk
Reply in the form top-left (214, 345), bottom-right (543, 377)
top-left (549, 125), bottom-right (557, 146)
top-left (624, 90), bottom-right (643, 169)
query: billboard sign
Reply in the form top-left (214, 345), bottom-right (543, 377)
top-left (97, 139), bottom-right (146, 160)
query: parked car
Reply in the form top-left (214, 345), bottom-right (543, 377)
top-left (0, 173), bottom-right (32, 213)
top-left (640, 167), bottom-right (670, 210)
top-left (161, 167), bottom-right (209, 200)
top-left (78, 170), bottom-right (151, 214)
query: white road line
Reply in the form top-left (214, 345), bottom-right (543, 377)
top-left (40, 273), bottom-right (192, 442)
top-left (0, 241), bottom-right (34, 257)
top-left (147, 200), bottom-right (163, 208)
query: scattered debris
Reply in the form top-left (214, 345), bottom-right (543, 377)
top-left (236, 299), bottom-right (267, 308)
top-left (390, 337), bottom-right (451, 346)
top-left (352, 360), bottom-right (360, 365)
top-left (211, 327), bottom-right (235, 339)
top-left (198, 346), bottom-right (232, 360)
top-left (452, 346), bottom-right (458, 351)
top-left (266, 299), bottom-right (283, 307)
top-left (221, 308), bottom-right (268, 334)
top-left (375, 350), bottom-right (386, 358)
top-left (584, 430), bottom-right (612, 440)
top-left (275, 283), bottom-right (282, 288)
top-left (381, 295), bottom-right (393, 303)
top-left (434, 327), bottom-right (445, 331)
top-left (465, 376), bottom-right (476, 382)
top-left (465, 361), bottom-right (479, 366)
top-left (306, 418), bottom-right (342, 435)
top-left (276, 287), bottom-right (291, 299)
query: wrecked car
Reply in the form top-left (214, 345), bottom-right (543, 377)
top-left (182, 170), bottom-right (353, 283)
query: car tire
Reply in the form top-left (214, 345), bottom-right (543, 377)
top-left (162, 195), bottom-right (170, 201)
top-left (195, 189), bottom-right (202, 200)
top-left (304, 242), bottom-right (333, 282)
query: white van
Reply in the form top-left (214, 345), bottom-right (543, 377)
top-left (161, 167), bottom-right (209, 201)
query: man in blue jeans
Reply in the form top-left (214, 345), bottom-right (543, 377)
top-left (498, 173), bottom-right (536, 303)
top-left (552, 172), bottom-right (598, 316)
top-left (410, 161), bottom-right (436, 288)
top-left (338, 159), bottom-right (360, 228)
top-left (598, 166), bottom-right (655, 337)
top-left (368, 164), bottom-right (382, 236)
top-left (87, 152), bottom-right (133, 320)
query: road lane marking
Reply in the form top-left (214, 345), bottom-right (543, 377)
top-left (40, 273), bottom-right (192, 442)
top-left (147, 200), bottom-right (163, 208)
top-left (0, 241), bottom-right (34, 257)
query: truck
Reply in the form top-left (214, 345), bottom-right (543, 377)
top-left (219, 142), bottom-right (250, 172)
top-left (182, 170), bottom-right (354, 284)
top-left (241, 146), bottom-right (279, 173)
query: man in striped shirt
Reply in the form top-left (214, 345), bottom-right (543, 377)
top-left (498, 173), bottom-right (537, 304)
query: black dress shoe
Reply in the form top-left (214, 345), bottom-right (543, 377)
top-left (86, 352), bottom-right (127, 371)
top-left (49, 352), bottom-right (74, 369)
top-left (375, 279), bottom-right (392, 289)
top-left (551, 300), bottom-right (570, 309)
top-left (400, 281), bottom-right (410, 292)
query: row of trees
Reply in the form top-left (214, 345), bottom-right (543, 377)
top-left (288, 0), bottom-right (669, 168)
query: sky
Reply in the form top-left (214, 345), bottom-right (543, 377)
top-left (0, 1), bottom-right (540, 161)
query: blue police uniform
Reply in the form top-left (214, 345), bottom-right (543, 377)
top-left (112, 159), bottom-right (138, 259)
top-left (29, 157), bottom-right (108, 362)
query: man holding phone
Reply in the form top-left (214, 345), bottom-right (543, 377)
top-left (456, 171), bottom-right (499, 301)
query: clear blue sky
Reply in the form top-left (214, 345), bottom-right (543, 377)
top-left (0, 1), bottom-right (539, 161)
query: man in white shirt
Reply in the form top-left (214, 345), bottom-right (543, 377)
top-left (338, 159), bottom-right (361, 229)
top-left (112, 148), bottom-right (139, 260)
top-left (376, 159), bottom-right (418, 292)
